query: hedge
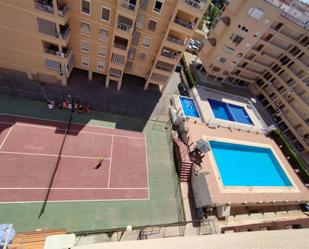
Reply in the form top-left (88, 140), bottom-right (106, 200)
top-left (269, 129), bottom-right (309, 184)
top-left (180, 55), bottom-right (196, 88)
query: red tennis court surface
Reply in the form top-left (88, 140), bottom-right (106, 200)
top-left (0, 114), bottom-right (149, 203)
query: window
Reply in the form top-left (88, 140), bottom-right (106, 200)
top-left (248, 7), bottom-right (264, 20)
top-left (81, 0), bottom-right (91, 15)
top-left (81, 40), bottom-right (90, 53)
top-left (217, 56), bottom-right (226, 64)
top-left (224, 45), bottom-right (234, 53)
top-left (81, 56), bottom-right (89, 68)
top-left (45, 59), bottom-right (61, 70)
top-left (80, 21), bottom-right (91, 36)
top-left (148, 19), bottom-right (157, 32)
top-left (98, 46), bottom-right (106, 57)
top-left (136, 12), bottom-right (145, 29)
top-left (131, 31), bottom-right (141, 46)
top-left (99, 28), bottom-right (108, 40)
top-left (139, 53), bottom-right (146, 60)
top-left (142, 36), bottom-right (151, 47)
top-left (153, 0), bottom-right (163, 14)
top-left (97, 61), bottom-right (105, 71)
top-left (230, 33), bottom-right (243, 45)
top-left (101, 6), bottom-right (110, 22)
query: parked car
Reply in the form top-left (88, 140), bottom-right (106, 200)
top-left (178, 83), bottom-right (189, 97)
top-left (175, 63), bottom-right (182, 72)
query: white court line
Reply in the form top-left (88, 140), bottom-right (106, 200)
top-left (144, 132), bottom-right (150, 199)
top-left (107, 136), bottom-right (114, 188)
top-left (0, 187), bottom-right (148, 190)
top-left (12, 122), bottom-right (145, 140)
top-left (0, 150), bottom-right (111, 160)
top-left (0, 113), bottom-right (145, 139)
top-left (0, 196), bottom-right (150, 204)
top-left (0, 126), bottom-right (13, 150)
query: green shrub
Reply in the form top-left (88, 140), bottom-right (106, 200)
top-left (181, 55), bottom-right (196, 88)
top-left (269, 129), bottom-right (309, 182)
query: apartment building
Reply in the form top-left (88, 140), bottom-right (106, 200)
top-left (198, 0), bottom-right (309, 158)
top-left (0, 0), bottom-right (209, 91)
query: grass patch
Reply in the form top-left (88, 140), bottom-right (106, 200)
top-left (269, 129), bottom-right (309, 183)
top-left (181, 55), bottom-right (196, 88)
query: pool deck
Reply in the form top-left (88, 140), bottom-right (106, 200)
top-left (186, 120), bottom-right (309, 207)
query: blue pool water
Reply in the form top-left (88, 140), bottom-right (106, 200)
top-left (179, 96), bottom-right (200, 118)
top-left (209, 141), bottom-right (292, 187)
top-left (208, 99), bottom-right (254, 125)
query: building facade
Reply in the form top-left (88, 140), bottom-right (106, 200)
top-left (0, 0), bottom-right (209, 91)
top-left (199, 0), bottom-right (309, 158)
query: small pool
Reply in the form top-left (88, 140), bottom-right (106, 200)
top-left (208, 99), bottom-right (253, 125)
top-left (209, 141), bottom-right (292, 187)
top-left (179, 96), bottom-right (200, 118)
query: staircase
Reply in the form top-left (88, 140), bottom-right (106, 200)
top-left (173, 135), bottom-right (193, 182)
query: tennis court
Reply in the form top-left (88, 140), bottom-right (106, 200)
top-left (0, 114), bottom-right (149, 203)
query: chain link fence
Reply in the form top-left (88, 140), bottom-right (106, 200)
top-left (0, 75), bottom-right (163, 121)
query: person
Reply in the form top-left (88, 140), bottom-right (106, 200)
top-left (94, 158), bottom-right (104, 169)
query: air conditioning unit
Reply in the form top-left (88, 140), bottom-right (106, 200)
top-left (56, 51), bottom-right (64, 57)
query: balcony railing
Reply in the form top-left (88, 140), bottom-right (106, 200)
top-left (44, 47), bottom-right (71, 57)
top-left (156, 62), bottom-right (174, 72)
top-left (114, 42), bottom-right (127, 50)
top-left (58, 4), bottom-right (69, 17)
top-left (161, 49), bottom-right (178, 60)
top-left (183, 0), bottom-right (207, 10)
top-left (167, 36), bottom-right (185, 45)
top-left (117, 22), bottom-right (131, 32)
top-left (35, 1), bottom-right (53, 14)
top-left (120, 0), bottom-right (136, 11)
top-left (174, 16), bottom-right (194, 30)
top-left (57, 27), bottom-right (70, 39)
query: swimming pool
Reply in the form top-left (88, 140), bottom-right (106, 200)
top-left (179, 96), bottom-right (200, 118)
top-left (209, 141), bottom-right (292, 187)
top-left (208, 99), bottom-right (253, 125)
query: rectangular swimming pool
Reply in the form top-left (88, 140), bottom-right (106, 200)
top-left (179, 96), bottom-right (200, 118)
top-left (208, 99), bottom-right (253, 125)
top-left (209, 141), bottom-right (292, 187)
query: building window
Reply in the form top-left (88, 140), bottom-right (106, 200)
top-left (80, 21), bottom-right (91, 36)
top-left (142, 36), bottom-right (151, 48)
top-left (99, 28), bottom-right (108, 40)
top-left (230, 33), bottom-right (243, 46)
top-left (97, 61), bottom-right (105, 71)
top-left (136, 12), bottom-right (145, 29)
top-left (101, 6), bottom-right (110, 22)
top-left (224, 45), bottom-right (234, 53)
top-left (217, 56), bottom-right (226, 64)
top-left (148, 19), bottom-right (157, 32)
top-left (81, 56), bottom-right (89, 68)
top-left (81, 0), bottom-right (91, 15)
top-left (153, 0), bottom-right (163, 14)
top-left (98, 46), bottom-right (106, 57)
top-left (139, 53), bottom-right (146, 60)
top-left (81, 40), bottom-right (90, 53)
top-left (248, 7), bottom-right (264, 20)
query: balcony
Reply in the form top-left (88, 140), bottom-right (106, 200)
top-left (57, 24), bottom-right (70, 39)
top-left (161, 47), bottom-right (179, 60)
top-left (182, 0), bottom-right (207, 10)
top-left (120, 0), bottom-right (137, 11)
top-left (117, 16), bottom-right (133, 33)
top-left (174, 16), bottom-right (195, 30)
top-left (34, 0), bottom-right (69, 17)
top-left (43, 42), bottom-right (71, 57)
top-left (114, 36), bottom-right (128, 50)
top-left (156, 61), bottom-right (174, 73)
top-left (57, 2), bottom-right (69, 17)
top-left (34, 0), bottom-right (53, 14)
top-left (167, 35), bottom-right (185, 46)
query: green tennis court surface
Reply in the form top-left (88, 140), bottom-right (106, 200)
top-left (0, 96), bottom-right (184, 233)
